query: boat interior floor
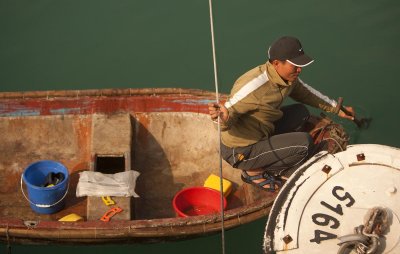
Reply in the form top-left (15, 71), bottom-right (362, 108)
top-left (0, 112), bottom-right (273, 222)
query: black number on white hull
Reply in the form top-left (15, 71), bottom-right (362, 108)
top-left (309, 185), bottom-right (355, 244)
top-left (309, 230), bottom-right (337, 244)
top-left (311, 213), bottom-right (340, 228)
top-left (320, 201), bottom-right (343, 215)
top-left (332, 186), bottom-right (355, 207)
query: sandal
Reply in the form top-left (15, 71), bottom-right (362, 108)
top-left (241, 171), bottom-right (283, 192)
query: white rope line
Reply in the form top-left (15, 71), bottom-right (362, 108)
top-left (243, 145), bottom-right (309, 162)
top-left (208, 1), bottom-right (226, 254)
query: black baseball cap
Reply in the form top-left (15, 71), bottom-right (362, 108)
top-left (268, 36), bottom-right (314, 67)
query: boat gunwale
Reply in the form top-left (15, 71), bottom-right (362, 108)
top-left (0, 199), bottom-right (273, 243)
top-left (0, 88), bottom-right (222, 100)
top-left (0, 197), bottom-right (272, 228)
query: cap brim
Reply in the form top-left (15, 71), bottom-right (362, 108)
top-left (287, 54), bottom-right (314, 67)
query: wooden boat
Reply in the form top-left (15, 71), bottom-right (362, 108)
top-left (0, 88), bottom-right (347, 245)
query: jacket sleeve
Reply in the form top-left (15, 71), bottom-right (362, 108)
top-left (218, 95), bottom-right (258, 131)
top-left (290, 78), bottom-right (339, 113)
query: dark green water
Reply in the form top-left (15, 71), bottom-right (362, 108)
top-left (1, 0), bottom-right (400, 253)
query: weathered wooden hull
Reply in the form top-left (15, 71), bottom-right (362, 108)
top-left (0, 88), bottom-right (277, 245)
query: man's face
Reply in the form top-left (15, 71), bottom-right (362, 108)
top-left (273, 60), bottom-right (302, 82)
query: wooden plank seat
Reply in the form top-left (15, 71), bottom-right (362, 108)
top-left (86, 113), bottom-right (133, 221)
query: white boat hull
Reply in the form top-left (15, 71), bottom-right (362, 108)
top-left (263, 144), bottom-right (400, 253)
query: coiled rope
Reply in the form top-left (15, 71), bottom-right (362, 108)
top-left (208, 1), bottom-right (226, 254)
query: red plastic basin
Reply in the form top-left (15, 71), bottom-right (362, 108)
top-left (172, 187), bottom-right (227, 217)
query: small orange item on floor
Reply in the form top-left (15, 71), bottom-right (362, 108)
top-left (100, 207), bottom-right (123, 222)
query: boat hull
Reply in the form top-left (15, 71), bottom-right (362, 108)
top-left (0, 88), bottom-right (346, 244)
top-left (263, 144), bottom-right (400, 253)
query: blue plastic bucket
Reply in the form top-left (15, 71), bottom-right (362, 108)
top-left (21, 160), bottom-right (69, 214)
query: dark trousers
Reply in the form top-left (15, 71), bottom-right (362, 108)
top-left (221, 104), bottom-right (315, 176)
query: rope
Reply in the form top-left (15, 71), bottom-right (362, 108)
top-left (6, 224), bottom-right (11, 254)
top-left (337, 208), bottom-right (388, 254)
top-left (208, 1), bottom-right (226, 254)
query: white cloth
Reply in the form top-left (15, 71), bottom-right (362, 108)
top-left (76, 170), bottom-right (140, 197)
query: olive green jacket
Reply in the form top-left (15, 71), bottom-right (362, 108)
top-left (220, 62), bottom-right (338, 148)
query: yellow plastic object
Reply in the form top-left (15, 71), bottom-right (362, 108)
top-left (203, 174), bottom-right (232, 197)
top-left (102, 196), bottom-right (115, 206)
top-left (58, 213), bottom-right (84, 222)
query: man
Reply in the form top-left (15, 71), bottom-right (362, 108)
top-left (209, 36), bottom-right (354, 192)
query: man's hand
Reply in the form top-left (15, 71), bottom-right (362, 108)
top-left (208, 102), bottom-right (229, 123)
top-left (338, 106), bottom-right (355, 121)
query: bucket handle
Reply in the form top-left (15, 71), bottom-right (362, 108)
top-left (20, 176), bottom-right (69, 208)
